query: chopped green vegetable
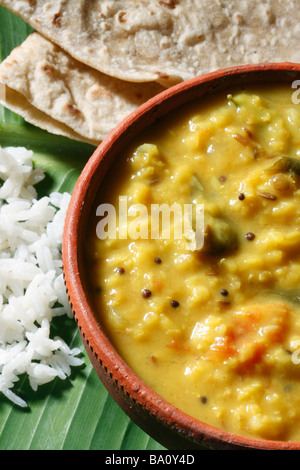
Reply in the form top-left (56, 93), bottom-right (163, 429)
top-left (190, 175), bottom-right (238, 255)
top-left (273, 289), bottom-right (300, 305)
top-left (265, 156), bottom-right (300, 175)
top-left (201, 215), bottom-right (238, 255)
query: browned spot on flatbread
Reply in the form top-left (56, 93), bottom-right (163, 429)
top-left (156, 71), bottom-right (170, 79)
top-left (39, 62), bottom-right (54, 75)
top-left (52, 12), bottom-right (62, 27)
top-left (265, 8), bottom-right (275, 24)
top-left (2, 59), bottom-right (18, 68)
top-left (117, 11), bottom-right (128, 23)
top-left (64, 103), bottom-right (80, 115)
top-left (158, 0), bottom-right (178, 8)
top-left (87, 84), bottom-right (112, 99)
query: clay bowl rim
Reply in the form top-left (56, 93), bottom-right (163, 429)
top-left (63, 62), bottom-right (300, 451)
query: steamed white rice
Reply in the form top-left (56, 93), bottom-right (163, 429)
top-left (0, 145), bottom-right (83, 407)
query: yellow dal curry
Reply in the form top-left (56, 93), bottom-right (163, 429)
top-left (87, 84), bottom-right (300, 441)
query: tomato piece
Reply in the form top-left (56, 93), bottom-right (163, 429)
top-left (205, 303), bottom-right (290, 369)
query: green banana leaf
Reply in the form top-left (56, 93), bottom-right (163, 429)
top-left (0, 6), bottom-right (165, 451)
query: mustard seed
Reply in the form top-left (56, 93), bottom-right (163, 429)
top-left (116, 266), bottom-right (125, 274)
top-left (220, 289), bottom-right (228, 296)
top-left (142, 288), bottom-right (152, 298)
top-left (245, 232), bottom-right (255, 241)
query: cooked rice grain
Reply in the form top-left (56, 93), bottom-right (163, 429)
top-left (0, 145), bottom-right (82, 407)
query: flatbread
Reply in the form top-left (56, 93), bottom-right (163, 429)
top-left (1, 83), bottom-right (95, 144)
top-left (0, 32), bottom-right (164, 143)
top-left (1, 0), bottom-right (300, 86)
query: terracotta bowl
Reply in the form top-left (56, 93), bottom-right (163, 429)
top-left (63, 63), bottom-right (300, 451)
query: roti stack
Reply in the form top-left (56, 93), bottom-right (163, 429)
top-left (0, 0), bottom-right (300, 144)
top-left (0, 32), bottom-right (164, 144)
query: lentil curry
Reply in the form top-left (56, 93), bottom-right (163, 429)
top-left (87, 83), bottom-right (300, 441)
